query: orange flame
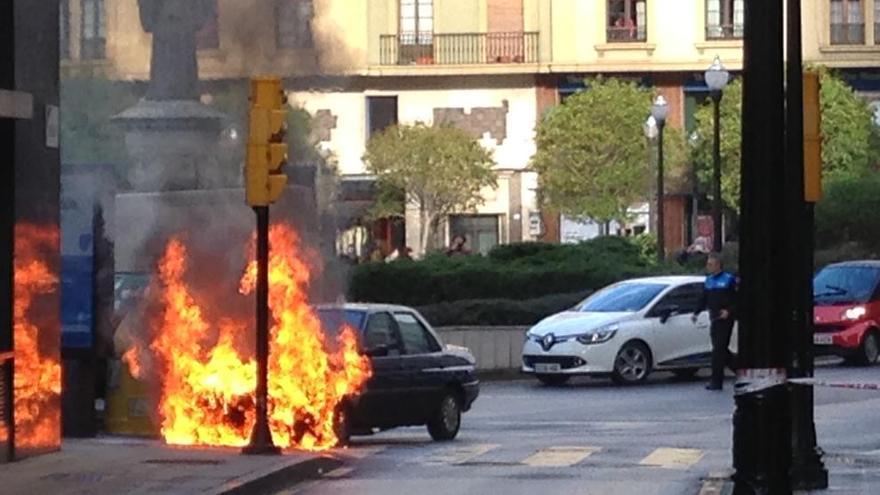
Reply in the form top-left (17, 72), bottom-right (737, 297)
top-left (125, 223), bottom-right (370, 450)
top-left (13, 224), bottom-right (61, 451)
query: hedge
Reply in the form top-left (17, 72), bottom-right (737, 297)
top-left (349, 236), bottom-right (668, 307)
top-left (415, 290), bottom-right (592, 327)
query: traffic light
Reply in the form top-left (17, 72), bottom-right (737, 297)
top-left (804, 71), bottom-right (822, 203)
top-left (245, 77), bottom-right (289, 206)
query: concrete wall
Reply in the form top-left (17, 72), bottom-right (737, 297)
top-left (436, 325), bottom-right (528, 371)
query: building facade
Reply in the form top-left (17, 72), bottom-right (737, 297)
top-left (61, 0), bottom-right (880, 256)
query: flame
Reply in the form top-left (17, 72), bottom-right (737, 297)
top-left (13, 224), bottom-right (61, 451)
top-left (125, 223), bottom-right (370, 450)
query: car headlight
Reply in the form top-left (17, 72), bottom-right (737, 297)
top-left (575, 325), bottom-right (618, 345)
top-left (843, 306), bottom-right (867, 321)
top-left (525, 331), bottom-right (539, 343)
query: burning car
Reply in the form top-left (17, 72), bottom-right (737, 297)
top-left (813, 261), bottom-right (880, 365)
top-left (316, 304), bottom-right (480, 443)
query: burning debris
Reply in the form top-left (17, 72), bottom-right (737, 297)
top-left (14, 224), bottom-right (62, 452)
top-left (123, 223), bottom-right (370, 451)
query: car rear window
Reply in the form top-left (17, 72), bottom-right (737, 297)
top-left (316, 309), bottom-right (367, 336)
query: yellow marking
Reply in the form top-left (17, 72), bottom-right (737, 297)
top-left (639, 448), bottom-right (705, 470)
top-left (423, 443), bottom-right (499, 465)
top-left (522, 446), bottom-right (600, 467)
top-left (323, 467), bottom-right (354, 478)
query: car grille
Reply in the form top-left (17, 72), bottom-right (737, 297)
top-left (523, 355), bottom-right (585, 369)
top-left (814, 324), bottom-right (847, 334)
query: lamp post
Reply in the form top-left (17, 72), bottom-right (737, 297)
top-left (705, 55), bottom-right (730, 253)
top-left (650, 95), bottom-right (668, 263)
top-left (644, 116), bottom-right (658, 238)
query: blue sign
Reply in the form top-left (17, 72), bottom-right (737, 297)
top-left (61, 254), bottom-right (93, 348)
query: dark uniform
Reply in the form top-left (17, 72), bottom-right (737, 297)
top-left (694, 271), bottom-right (737, 388)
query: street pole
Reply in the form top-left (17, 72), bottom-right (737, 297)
top-left (656, 121), bottom-right (665, 263)
top-left (243, 205), bottom-right (280, 455)
top-left (711, 91), bottom-right (723, 253)
top-left (732, 0), bottom-right (792, 493)
top-left (786, 0), bottom-right (828, 487)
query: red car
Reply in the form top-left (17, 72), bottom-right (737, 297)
top-left (813, 261), bottom-right (880, 365)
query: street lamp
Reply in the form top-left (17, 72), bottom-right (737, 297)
top-left (650, 95), bottom-right (668, 263)
top-left (705, 55), bottom-right (730, 253)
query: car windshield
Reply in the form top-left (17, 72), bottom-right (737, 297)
top-left (316, 309), bottom-right (367, 336)
top-left (813, 266), bottom-right (880, 305)
top-left (577, 283), bottom-right (667, 313)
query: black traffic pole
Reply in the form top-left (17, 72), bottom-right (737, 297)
top-left (656, 120), bottom-right (666, 263)
top-left (1, 0), bottom-right (16, 462)
top-left (732, 0), bottom-right (792, 493)
top-left (711, 90), bottom-right (723, 253)
top-left (785, 0), bottom-right (828, 488)
top-left (243, 206), bottom-right (281, 455)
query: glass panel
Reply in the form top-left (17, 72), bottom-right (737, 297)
top-left (577, 282), bottom-right (668, 313)
top-left (364, 313), bottom-right (400, 354)
top-left (394, 313), bottom-right (437, 354)
top-left (848, 0), bottom-right (863, 22)
top-left (82, 0), bottom-right (96, 39)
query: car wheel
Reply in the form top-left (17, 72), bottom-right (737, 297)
top-left (611, 341), bottom-right (652, 385)
top-left (858, 331), bottom-right (880, 366)
top-left (536, 374), bottom-right (571, 386)
top-left (333, 402), bottom-right (352, 446)
top-left (671, 368), bottom-right (700, 380)
top-left (427, 392), bottom-right (461, 441)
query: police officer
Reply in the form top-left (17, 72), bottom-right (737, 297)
top-left (692, 253), bottom-right (737, 390)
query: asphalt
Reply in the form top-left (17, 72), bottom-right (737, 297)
top-left (271, 362), bottom-right (880, 495)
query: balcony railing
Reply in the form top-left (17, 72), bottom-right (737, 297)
top-left (830, 22), bottom-right (865, 45)
top-left (706, 23), bottom-right (743, 40)
top-left (606, 26), bottom-right (647, 43)
top-left (379, 32), bottom-right (539, 66)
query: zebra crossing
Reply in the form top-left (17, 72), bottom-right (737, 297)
top-left (339, 442), bottom-right (707, 471)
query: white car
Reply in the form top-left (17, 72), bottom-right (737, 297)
top-left (522, 276), bottom-right (738, 386)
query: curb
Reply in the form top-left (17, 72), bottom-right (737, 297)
top-left (213, 455), bottom-right (344, 495)
top-left (698, 471), bottom-right (734, 495)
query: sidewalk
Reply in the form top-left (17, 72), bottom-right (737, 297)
top-left (0, 437), bottom-right (342, 495)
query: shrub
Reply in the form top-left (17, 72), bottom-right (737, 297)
top-left (816, 173), bottom-right (880, 251)
top-left (348, 236), bottom-right (668, 306)
top-left (415, 290), bottom-right (592, 327)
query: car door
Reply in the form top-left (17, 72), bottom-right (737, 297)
top-left (356, 311), bottom-right (407, 428)
top-left (648, 283), bottom-right (711, 367)
top-left (393, 311), bottom-right (445, 423)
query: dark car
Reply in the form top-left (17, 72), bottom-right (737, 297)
top-left (813, 261), bottom-right (880, 365)
top-left (316, 303), bottom-right (480, 443)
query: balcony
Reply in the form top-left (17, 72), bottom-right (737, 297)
top-left (706, 23), bottom-right (743, 40)
top-left (830, 22), bottom-right (865, 45)
top-left (606, 25), bottom-right (647, 43)
top-left (379, 31), bottom-right (539, 66)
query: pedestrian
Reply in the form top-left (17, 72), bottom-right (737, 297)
top-left (446, 235), bottom-right (470, 257)
top-left (692, 253), bottom-right (737, 391)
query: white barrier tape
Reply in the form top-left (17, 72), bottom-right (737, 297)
top-left (734, 368), bottom-right (788, 395)
top-left (788, 378), bottom-right (880, 391)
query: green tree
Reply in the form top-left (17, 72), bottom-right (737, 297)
top-left (532, 77), bottom-right (686, 224)
top-left (364, 124), bottom-right (496, 252)
top-left (60, 77), bottom-right (142, 166)
top-left (693, 69), bottom-right (877, 211)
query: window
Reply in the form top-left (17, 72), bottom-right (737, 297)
top-left (316, 309), bottom-right (367, 336)
top-left (81, 0), bottom-right (106, 60)
top-left (577, 283), bottom-right (667, 313)
top-left (196, 0), bottom-right (220, 51)
top-left (364, 313), bottom-right (401, 355)
top-left (706, 0), bottom-right (743, 39)
top-left (875, 1), bottom-right (880, 44)
top-left (60, 0), bottom-right (70, 60)
top-left (650, 283), bottom-right (704, 316)
top-left (367, 96), bottom-right (398, 139)
top-left (449, 215), bottom-right (500, 256)
top-left (399, 0), bottom-right (433, 63)
top-left (607, 0), bottom-right (646, 42)
top-left (830, 0), bottom-right (865, 45)
top-left (394, 313), bottom-right (440, 354)
top-left (277, 0), bottom-right (314, 49)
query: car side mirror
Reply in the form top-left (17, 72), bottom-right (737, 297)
top-left (658, 305), bottom-right (680, 324)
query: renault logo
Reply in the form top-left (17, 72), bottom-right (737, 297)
top-left (541, 333), bottom-right (556, 351)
